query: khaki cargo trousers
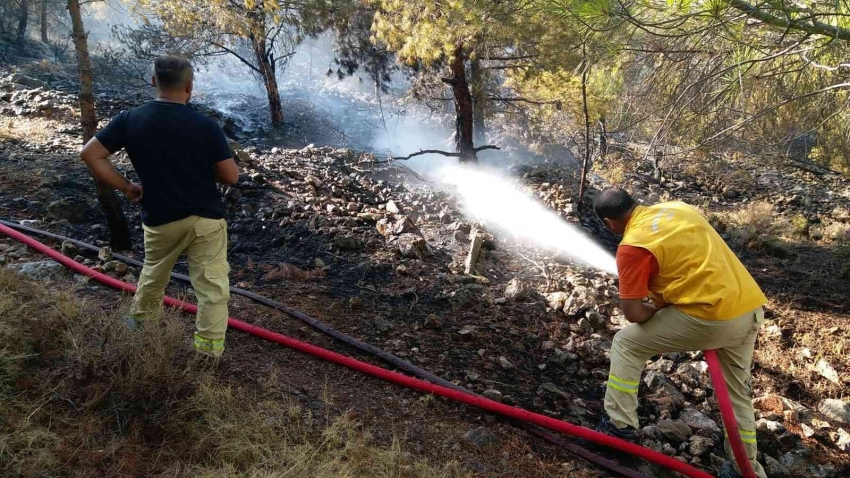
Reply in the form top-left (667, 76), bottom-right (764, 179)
top-left (130, 216), bottom-right (230, 357)
top-left (605, 306), bottom-right (766, 478)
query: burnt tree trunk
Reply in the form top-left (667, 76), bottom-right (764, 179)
top-left (470, 57), bottom-right (486, 144)
top-left (17, 0), bottom-right (29, 41)
top-left (40, 0), bottom-right (48, 42)
top-left (578, 55), bottom-right (591, 206)
top-left (445, 46), bottom-right (476, 163)
top-left (68, 0), bottom-right (131, 250)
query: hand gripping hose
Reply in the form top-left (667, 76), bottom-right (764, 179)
top-left (0, 220), bottom-right (647, 478)
top-left (0, 222), bottom-right (719, 478)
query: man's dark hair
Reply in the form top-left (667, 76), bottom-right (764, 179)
top-left (593, 188), bottom-right (637, 220)
top-left (154, 55), bottom-right (193, 90)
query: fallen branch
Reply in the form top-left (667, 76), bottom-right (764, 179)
top-left (387, 146), bottom-right (501, 161)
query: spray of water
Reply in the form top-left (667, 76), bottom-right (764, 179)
top-left (440, 166), bottom-right (618, 275)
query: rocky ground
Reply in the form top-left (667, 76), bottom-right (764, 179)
top-left (2, 63), bottom-right (850, 478)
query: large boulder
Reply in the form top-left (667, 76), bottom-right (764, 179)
top-left (819, 399), bottom-right (850, 425)
top-left (504, 278), bottom-right (530, 301)
top-left (398, 233), bottom-right (429, 259)
top-left (680, 408), bottom-right (721, 434)
top-left (563, 285), bottom-right (597, 316)
top-left (46, 199), bottom-right (88, 224)
top-left (657, 419), bottom-right (692, 443)
top-left (6, 260), bottom-right (67, 281)
top-left (7, 73), bottom-right (47, 89)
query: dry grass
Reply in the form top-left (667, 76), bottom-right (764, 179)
top-left (0, 269), bottom-right (464, 478)
top-left (0, 115), bottom-right (64, 144)
top-left (262, 262), bottom-right (327, 282)
top-left (708, 201), bottom-right (796, 257)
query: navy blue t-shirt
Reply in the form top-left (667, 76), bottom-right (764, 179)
top-left (96, 101), bottom-right (232, 226)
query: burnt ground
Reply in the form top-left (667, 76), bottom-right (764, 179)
top-left (2, 66), bottom-right (850, 477)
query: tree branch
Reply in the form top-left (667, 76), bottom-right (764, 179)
top-left (391, 149), bottom-right (460, 160)
top-left (729, 0), bottom-right (850, 41)
top-left (210, 42), bottom-right (261, 73)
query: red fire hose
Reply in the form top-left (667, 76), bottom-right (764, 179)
top-left (705, 350), bottom-right (757, 478)
top-left (0, 221), bottom-right (650, 478)
top-left (1, 222), bottom-right (725, 478)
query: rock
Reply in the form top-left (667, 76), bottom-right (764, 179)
top-left (538, 382), bottom-right (570, 400)
top-left (688, 436), bottom-right (715, 456)
top-left (103, 261), bottom-right (117, 272)
top-left (498, 356), bottom-right (514, 370)
top-left (547, 347), bottom-right (572, 366)
top-left (647, 377), bottom-right (686, 409)
top-left (756, 419), bottom-right (787, 434)
top-left (657, 419), bottom-right (693, 443)
top-left (423, 314), bottom-right (442, 330)
top-left (6, 260), bottom-right (66, 281)
top-left (98, 247), bottom-right (113, 262)
top-left (680, 409), bottom-right (721, 434)
top-left (334, 235), bottom-right (363, 251)
top-left (373, 316), bottom-right (393, 333)
top-left (763, 454), bottom-right (790, 478)
top-left (458, 325), bottom-right (477, 337)
top-left (385, 200), bottom-right (401, 214)
top-left (585, 309), bottom-right (607, 330)
top-left (504, 278), bottom-right (530, 301)
top-left (452, 230), bottom-right (468, 242)
top-left (61, 241), bottom-right (79, 256)
top-left (801, 423), bottom-right (816, 438)
top-left (250, 172), bottom-right (265, 184)
top-left (546, 291), bottom-right (569, 310)
top-left (224, 187), bottom-right (241, 201)
top-left (349, 297), bottom-right (363, 308)
top-left (375, 218), bottom-right (392, 237)
top-left (315, 258), bottom-right (326, 268)
top-left (482, 389), bottom-right (503, 402)
top-left (819, 399), bottom-right (850, 424)
top-left (779, 451), bottom-right (807, 475)
top-left (0, 255), bottom-right (5, 264)
top-left (393, 215), bottom-right (419, 235)
top-left (835, 428), bottom-right (850, 452)
top-left (228, 140), bottom-right (253, 165)
top-left (114, 262), bottom-right (128, 274)
top-left (754, 394), bottom-right (809, 417)
top-left (8, 74), bottom-right (47, 89)
top-left (398, 234), bottom-right (429, 259)
top-left (563, 285), bottom-right (597, 316)
top-left (46, 199), bottom-right (88, 224)
top-left (815, 359), bottom-right (840, 384)
top-left (465, 427), bottom-right (498, 447)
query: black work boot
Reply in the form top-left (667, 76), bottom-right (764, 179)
top-left (596, 416), bottom-right (636, 441)
top-left (718, 461), bottom-right (743, 478)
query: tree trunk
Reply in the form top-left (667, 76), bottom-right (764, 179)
top-left (40, 0), bottom-right (48, 42)
top-left (578, 55), bottom-right (591, 206)
top-left (447, 46), bottom-right (476, 163)
top-left (470, 57), bottom-right (486, 144)
top-left (68, 0), bottom-right (131, 250)
top-left (250, 27), bottom-right (283, 126)
top-left (17, 0), bottom-right (29, 40)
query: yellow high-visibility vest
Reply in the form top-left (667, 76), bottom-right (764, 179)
top-left (620, 202), bottom-right (768, 320)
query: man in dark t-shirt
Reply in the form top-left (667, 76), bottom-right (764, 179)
top-left (81, 55), bottom-right (239, 359)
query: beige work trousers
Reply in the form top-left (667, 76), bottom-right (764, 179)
top-left (605, 306), bottom-right (766, 478)
top-left (130, 216), bottom-right (230, 357)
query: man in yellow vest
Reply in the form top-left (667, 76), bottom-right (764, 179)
top-left (592, 188), bottom-right (768, 478)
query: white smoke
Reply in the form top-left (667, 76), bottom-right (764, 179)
top-left (440, 165), bottom-right (618, 275)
